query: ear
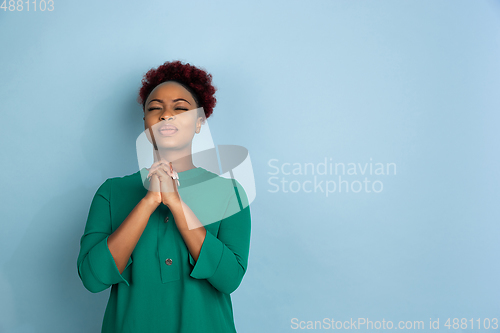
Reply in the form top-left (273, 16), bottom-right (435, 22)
top-left (195, 116), bottom-right (203, 134)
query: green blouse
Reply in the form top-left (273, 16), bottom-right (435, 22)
top-left (77, 167), bottom-right (251, 332)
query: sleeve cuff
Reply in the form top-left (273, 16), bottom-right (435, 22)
top-left (88, 235), bottom-right (132, 287)
top-left (188, 230), bottom-right (224, 279)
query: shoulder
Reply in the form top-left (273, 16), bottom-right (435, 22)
top-left (94, 170), bottom-right (143, 199)
top-left (192, 168), bottom-right (245, 197)
top-left (200, 170), bottom-right (250, 210)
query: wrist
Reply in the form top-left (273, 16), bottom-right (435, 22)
top-left (165, 197), bottom-right (183, 211)
top-left (141, 197), bottom-right (160, 210)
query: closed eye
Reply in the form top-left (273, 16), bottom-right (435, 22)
top-left (147, 107), bottom-right (188, 112)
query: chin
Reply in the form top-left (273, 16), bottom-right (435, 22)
top-left (156, 140), bottom-right (178, 148)
top-left (156, 138), bottom-right (190, 150)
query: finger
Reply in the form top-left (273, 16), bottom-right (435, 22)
top-left (173, 172), bottom-right (180, 189)
top-left (168, 163), bottom-right (180, 187)
top-left (153, 168), bottom-right (175, 182)
top-left (155, 168), bottom-right (176, 193)
top-left (151, 164), bottom-right (173, 177)
top-left (147, 159), bottom-right (171, 173)
top-left (150, 161), bottom-right (176, 177)
top-left (169, 162), bottom-right (178, 180)
top-left (168, 162), bottom-right (180, 181)
top-left (156, 158), bottom-right (173, 171)
top-left (157, 160), bottom-right (173, 173)
top-left (167, 163), bottom-right (180, 190)
top-left (147, 161), bottom-right (163, 178)
top-left (148, 160), bottom-right (164, 170)
top-left (148, 163), bottom-right (173, 179)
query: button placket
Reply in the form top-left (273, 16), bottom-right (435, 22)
top-left (157, 208), bottom-right (180, 283)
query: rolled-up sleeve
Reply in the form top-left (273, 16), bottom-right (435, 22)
top-left (77, 178), bottom-right (133, 293)
top-left (188, 182), bottom-right (251, 295)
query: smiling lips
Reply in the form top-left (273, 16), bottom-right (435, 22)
top-left (158, 124), bottom-right (178, 136)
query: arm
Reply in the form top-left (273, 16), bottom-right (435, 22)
top-left (107, 197), bottom-right (158, 273)
top-left (174, 182), bottom-right (252, 295)
top-left (170, 200), bottom-right (207, 262)
top-left (77, 179), bottom-right (159, 293)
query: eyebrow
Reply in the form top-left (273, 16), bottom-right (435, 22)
top-left (147, 98), bottom-right (191, 106)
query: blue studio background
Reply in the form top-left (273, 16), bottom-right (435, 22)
top-left (1, 1), bottom-right (499, 332)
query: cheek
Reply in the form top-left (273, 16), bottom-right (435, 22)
top-left (144, 118), bottom-right (154, 129)
top-left (179, 124), bottom-right (196, 135)
top-left (179, 116), bottom-right (198, 130)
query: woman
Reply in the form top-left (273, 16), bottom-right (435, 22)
top-left (77, 60), bottom-right (251, 333)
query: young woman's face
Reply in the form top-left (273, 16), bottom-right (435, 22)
top-left (143, 81), bottom-right (202, 151)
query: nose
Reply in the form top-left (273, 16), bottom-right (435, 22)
top-left (160, 110), bottom-right (175, 121)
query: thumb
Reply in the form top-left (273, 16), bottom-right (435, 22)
top-left (149, 174), bottom-right (161, 192)
top-left (156, 169), bottom-right (174, 193)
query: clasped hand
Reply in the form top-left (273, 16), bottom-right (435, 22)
top-left (144, 160), bottom-right (181, 208)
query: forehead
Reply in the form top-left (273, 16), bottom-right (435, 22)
top-left (147, 81), bottom-right (195, 102)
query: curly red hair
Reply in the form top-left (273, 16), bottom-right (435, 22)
top-left (137, 60), bottom-right (217, 119)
